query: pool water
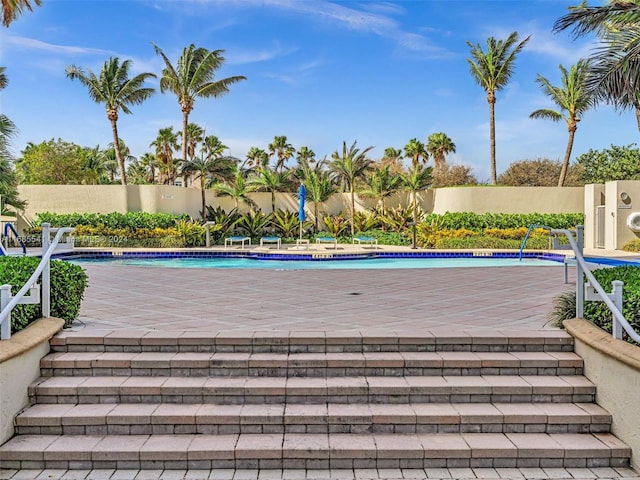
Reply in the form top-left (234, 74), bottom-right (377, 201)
top-left (70, 256), bottom-right (563, 270)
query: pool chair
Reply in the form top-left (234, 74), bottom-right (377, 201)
top-left (260, 236), bottom-right (281, 249)
top-left (224, 236), bottom-right (251, 249)
top-left (353, 235), bottom-right (379, 248)
top-left (316, 236), bottom-right (337, 249)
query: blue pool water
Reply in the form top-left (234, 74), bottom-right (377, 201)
top-left (68, 255), bottom-right (564, 270)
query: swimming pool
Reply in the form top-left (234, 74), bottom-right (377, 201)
top-left (62, 251), bottom-right (568, 270)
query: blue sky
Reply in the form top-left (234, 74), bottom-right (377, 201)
top-left (2, 0), bottom-right (638, 181)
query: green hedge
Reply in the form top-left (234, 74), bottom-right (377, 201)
top-left (34, 212), bottom-right (189, 230)
top-left (422, 212), bottom-right (584, 231)
top-left (0, 256), bottom-right (88, 332)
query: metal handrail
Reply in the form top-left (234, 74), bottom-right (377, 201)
top-left (552, 227), bottom-right (640, 344)
top-left (0, 223), bottom-right (74, 340)
top-left (3, 222), bottom-right (27, 255)
top-left (518, 224), bottom-right (552, 261)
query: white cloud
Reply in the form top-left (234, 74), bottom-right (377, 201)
top-left (4, 35), bottom-right (113, 56)
top-left (227, 43), bottom-right (298, 64)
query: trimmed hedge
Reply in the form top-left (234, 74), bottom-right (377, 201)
top-left (34, 212), bottom-right (189, 230)
top-left (0, 256), bottom-right (88, 332)
top-left (422, 212), bottom-right (584, 231)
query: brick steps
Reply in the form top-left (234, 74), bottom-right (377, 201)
top-left (14, 402), bottom-right (611, 436)
top-left (28, 374), bottom-right (596, 405)
top-left (40, 350), bottom-right (584, 377)
top-left (0, 330), bottom-right (631, 470)
top-left (0, 432), bottom-right (630, 470)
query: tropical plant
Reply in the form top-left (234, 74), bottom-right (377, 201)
top-left (353, 210), bottom-right (382, 233)
top-left (530, 60), bottom-right (594, 186)
top-left (272, 209), bottom-right (300, 238)
top-left (66, 57), bottom-right (156, 185)
top-left (1, 0), bottom-right (41, 26)
top-left (138, 152), bottom-right (161, 184)
top-left (235, 210), bottom-right (272, 238)
top-left (205, 205), bottom-right (241, 239)
top-left (182, 123), bottom-right (204, 161)
top-left (154, 43), bottom-right (246, 163)
top-left (554, 1), bottom-right (640, 131)
top-left (404, 138), bottom-right (428, 168)
top-left (360, 164), bottom-right (401, 215)
top-left (296, 146), bottom-right (316, 170)
top-left (379, 205), bottom-right (414, 232)
top-left (300, 167), bottom-right (334, 233)
top-left (150, 127), bottom-right (180, 184)
top-left (400, 165), bottom-right (433, 232)
top-left (174, 218), bottom-right (206, 247)
top-left (322, 214), bottom-right (349, 238)
top-left (467, 32), bottom-right (530, 184)
top-left (249, 167), bottom-right (292, 213)
top-left (81, 145), bottom-right (113, 185)
top-left (426, 132), bottom-right (456, 173)
top-left (0, 70), bottom-right (26, 212)
top-left (575, 144), bottom-right (640, 183)
top-left (244, 147), bottom-right (269, 170)
top-left (268, 135), bottom-right (295, 171)
top-left (211, 167), bottom-right (258, 211)
top-left (182, 150), bottom-right (235, 220)
top-left (330, 140), bottom-right (374, 237)
top-left (16, 139), bottom-right (88, 184)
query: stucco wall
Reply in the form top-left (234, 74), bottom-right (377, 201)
top-left (604, 181), bottom-right (640, 250)
top-left (0, 318), bottom-right (64, 444)
top-left (564, 319), bottom-right (640, 471)
top-left (432, 186), bottom-right (584, 214)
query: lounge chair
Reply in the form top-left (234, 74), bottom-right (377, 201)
top-left (224, 236), bottom-right (251, 249)
top-left (316, 236), bottom-right (337, 249)
top-left (260, 236), bottom-right (281, 249)
top-left (353, 235), bottom-right (379, 248)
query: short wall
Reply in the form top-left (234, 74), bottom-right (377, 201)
top-left (0, 318), bottom-right (64, 444)
top-left (564, 319), bottom-right (640, 471)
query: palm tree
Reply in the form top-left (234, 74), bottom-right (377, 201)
top-left (404, 138), bottom-right (428, 169)
top-left (249, 167), bottom-right (292, 214)
top-left (530, 60), bottom-right (594, 187)
top-left (381, 147), bottom-right (404, 173)
top-left (360, 165), bottom-right (401, 216)
top-left (330, 140), bottom-right (374, 237)
top-left (553, 2), bottom-right (640, 132)
top-left (302, 168), bottom-right (335, 233)
top-left (268, 135), bottom-right (295, 171)
top-left (467, 32), bottom-right (530, 184)
top-left (154, 43), bottom-right (246, 164)
top-left (426, 133), bottom-right (456, 173)
top-left (139, 152), bottom-right (160, 184)
top-left (400, 165), bottom-right (433, 231)
top-left (296, 146), bottom-right (316, 170)
top-left (150, 127), bottom-right (180, 184)
top-left (182, 151), bottom-right (235, 220)
top-left (81, 145), bottom-right (112, 185)
top-left (66, 57), bottom-right (156, 185)
top-left (2, 0), bottom-right (41, 26)
top-left (0, 70), bottom-right (25, 211)
top-left (182, 123), bottom-right (204, 161)
top-left (244, 147), bottom-right (269, 170)
top-left (211, 167), bottom-right (258, 211)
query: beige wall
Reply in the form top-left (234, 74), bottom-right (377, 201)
top-left (604, 181), bottom-right (640, 250)
top-left (583, 184), bottom-right (606, 250)
top-left (564, 319), bottom-right (640, 471)
top-left (0, 318), bottom-right (63, 444)
top-left (432, 186), bottom-right (584, 214)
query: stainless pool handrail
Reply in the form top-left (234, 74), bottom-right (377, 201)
top-left (0, 223), bottom-right (74, 340)
top-left (552, 226), bottom-right (640, 344)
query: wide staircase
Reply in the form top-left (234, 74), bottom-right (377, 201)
top-left (0, 329), bottom-right (632, 470)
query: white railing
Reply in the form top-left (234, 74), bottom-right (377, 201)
top-left (0, 223), bottom-right (74, 340)
top-left (552, 226), bottom-right (640, 344)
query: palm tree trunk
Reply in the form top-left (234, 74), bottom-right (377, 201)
top-left (110, 120), bottom-right (127, 185)
top-left (200, 176), bottom-right (206, 220)
top-left (350, 189), bottom-right (355, 237)
top-left (635, 106), bottom-right (640, 133)
top-left (181, 112), bottom-right (189, 163)
top-left (271, 191), bottom-right (276, 214)
top-left (489, 99), bottom-right (497, 185)
top-left (314, 201), bottom-right (319, 233)
top-left (558, 129), bottom-right (576, 187)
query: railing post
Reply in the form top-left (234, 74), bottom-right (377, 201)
top-left (576, 225), bottom-right (584, 318)
top-left (611, 280), bottom-right (624, 340)
top-left (205, 221), bottom-right (215, 248)
top-left (41, 223), bottom-right (50, 318)
top-left (1, 284), bottom-right (12, 340)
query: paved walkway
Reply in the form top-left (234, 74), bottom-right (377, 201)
top-left (6, 252), bottom-right (640, 480)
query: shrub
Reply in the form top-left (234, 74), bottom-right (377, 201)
top-left (622, 238), bottom-right (640, 252)
top-left (434, 236), bottom-right (549, 250)
top-left (498, 158), bottom-right (584, 186)
top-left (35, 211), bottom-right (189, 229)
top-left (421, 212), bottom-right (584, 231)
top-left (0, 256), bottom-right (88, 332)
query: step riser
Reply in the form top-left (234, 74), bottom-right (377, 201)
top-left (41, 366), bottom-right (584, 377)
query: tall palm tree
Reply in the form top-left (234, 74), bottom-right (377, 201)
top-left (154, 43), bottom-right (246, 164)
top-left (0, 69), bottom-right (25, 211)
top-left (268, 135), bottom-right (295, 172)
top-left (381, 147), bottom-right (404, 172)
top-left (296, 146), bottom-right (316, 170)
top-left (426, 132), bottom-right (456, 173)
top-left (182, 123), bottom-right (204, 161)
top-left (330, 140), bottom-right (374, 237)
top-left (2, 0), bottom-right (41, 26)
top-left (404, 138), bottom-right (428, 169)
top-left (211, 167), bottom-right (258, 211)
top-left (360, 164), bottom-right (401, 215)
top-left (182, 151), bottom-right (235, 220)
top-left (301, 167), bottom-right (335, 233)
top-left (139, 152), bottom-right (160, 184)
top-left (104, 140), bottom-right (135, 184)
top-left (150, 127), bottom-right (180, 184)
top-left (66, 57), bottom-right (156, 185)
top-left (530, 60), bottom-right (594, 187)
top-left (400, 165), bottom-right (433, 231)
top-left (81, 145), bottom-right (112, 185)
top-left (467, 32), bottom-right (530, 184)
top-left (249, 167), bottom-right (292, 213)
top-left (244, 147), bottom-right (269, 170)
top-left (554, 1), bottom-right (640, 131)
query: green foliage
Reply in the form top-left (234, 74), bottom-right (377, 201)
top-left (379, 205), bottom-right (414, 231)
top-left (358, 229), bottom-right (410, 246)
top-left (235, 211), bottom-right (272, 238)
top-left (432, 164), bottom-right (478, 188)
top-left (575, 144), bottom-right (640, 183)
top-left (353, 210), bottom-right (382, 233)
top-left (322, 214), bottom-right (349, 238)
top-left (16, 139), bottom-right (91, 184)
top-left (205, 205), bottom-right (241, 240)
top-left (498, 158), bottom-right (584, 186)
top-left (548, 290), bottom-right (577, 328)
top-left (434, 235), bottom-right (549, 249)
top-left (174, 219), bottom-right (205, 247)
top-left (271, 209), bottom-right (300, 238)
top-left (421, 212), bottom-right (584, 231)
top-left (0, 256), bottom-right (88, 332)
top-left (622, 238), bottom-right (640, 252)
top-left (34, 211), bottom-right (189, 229)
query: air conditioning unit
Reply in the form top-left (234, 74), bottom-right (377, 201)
top-left (627, 212), bottom-right (640, 232)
